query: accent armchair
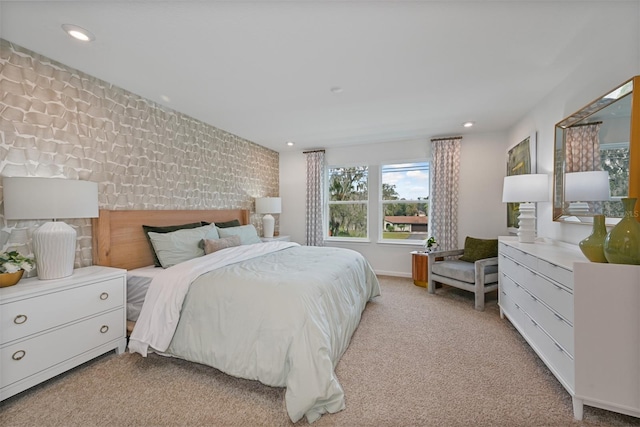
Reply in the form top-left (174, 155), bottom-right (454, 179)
top-left (427, 245), bottom-right (499, 311)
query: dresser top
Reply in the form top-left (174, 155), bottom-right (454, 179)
top-left (0, 265), bottom-right (126, 301)
top-left (499, 236), bottom-right (588, 270)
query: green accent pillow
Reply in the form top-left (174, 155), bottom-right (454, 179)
top-left (147, 224), bottom-right (220, 268)
top-left (142, 222), bottom-right (206, 267)
top-left (459, 237), bottom-right (498, 263)
top-left (217, 224), bottom-right (262, 245)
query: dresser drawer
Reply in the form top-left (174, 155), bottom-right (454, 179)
top-left (499, 244), bottom-right (538, 271)
top-left (538, 259), bottom-right (573, 290)
top-left (503, 273), bottom-right (574, 354)
top-left (1, 277), bottom-right (124, 344)
top-left (500, 273), bottom-right (530, 310)
top-left (499, 290), bottom-right (527, 331)
top-left (521, 309), bottom-right (574, 389)
top-left (499, 254), bottom-right (536, 286)
top-left (531, 274), bottom-right (573, 323)
top-left (0, 308), bottom-right (124, 389)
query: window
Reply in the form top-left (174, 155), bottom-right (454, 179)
top-left (327, 165), bottom-right (368, 239)
top-left (381, 162), bottom-right (429, 242)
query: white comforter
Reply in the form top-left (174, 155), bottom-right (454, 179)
top-left (129, 242), bottom-right (380, 423)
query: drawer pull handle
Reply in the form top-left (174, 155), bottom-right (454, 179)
top-left (530, 319), bottom-right (537, 327)
top-left (14, 314), bottom-right (28, 324)
top-left (100, 292), bottom-right (109, 300)
top-left (554, 343), bottom-right (564, 353)
top-left (554, 313), bottom-right (564, 322)
top-left (501, 291), bottom-right (506, 295)
top-left (530, 295), bottom-right (537, 302)
top-left (100, 325), bottom-right (109, 334)
top-left (12, 350), bottom-right (26, 361)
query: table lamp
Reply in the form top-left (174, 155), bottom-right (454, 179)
top-left (502, 174), bottom-right (549, 243)
top-left (3, 177), bottom-right (99, 279)
top-left (255, 197), bottom-right (281, 238)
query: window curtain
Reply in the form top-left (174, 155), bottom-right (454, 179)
top-left (565, 122), bottom-right (602, 172)
top-left (305, 150), bottom-right (325, 246)
top-left (429, 137), bottom-right (461, 251)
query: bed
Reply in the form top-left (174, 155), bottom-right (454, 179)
top-left (92, 209), bottom-right (380, 423)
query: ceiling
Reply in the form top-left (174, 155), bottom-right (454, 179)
top-left (0, 1), bottom-right (636, 152)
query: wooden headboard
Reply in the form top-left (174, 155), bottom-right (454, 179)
top-left (92, 209), bottom-right (250, 270)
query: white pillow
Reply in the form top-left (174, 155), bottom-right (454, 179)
top-left (148, 223), bottom-right (219, 268)
top-left (216, 224), bottom-right (261, 245)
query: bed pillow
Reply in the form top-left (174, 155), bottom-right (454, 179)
top-left (459, 237), bottom-right (498, 263)
top-left (217, 224), bottom-right (262, 245)
top-left (147, 223), bottom-right (220, 268)
top-left (142, 222), bottom-right (205, 267)
top-left (203, 235), bottom-right (242, 255)
top-left (215, 219), bottom-right (241, 228)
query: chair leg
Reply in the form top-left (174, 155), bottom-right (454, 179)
top-left (474, 283), bottom-right (485, 311)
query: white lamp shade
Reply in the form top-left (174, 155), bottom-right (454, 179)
top-left (502, 174), bottom-right (549, 203)
top-left (564, 171), bottom-right (610, 202)
top-left (3, 177), bottom-right (99, 220)
top-left (2, 177), bottom-right (98, 280)
top-left (255, 197), bottom-right (282, 214)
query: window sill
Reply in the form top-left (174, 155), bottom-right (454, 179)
top-left (324, 238), bottom-right (371, 244)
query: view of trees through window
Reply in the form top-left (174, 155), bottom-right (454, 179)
top-left (327, 166), bottom-right (368, 238)
top-left (382, 162), bottom-right (429, 241)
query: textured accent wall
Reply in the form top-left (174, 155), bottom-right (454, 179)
top-left (0, 39), bottom-right (279, 270)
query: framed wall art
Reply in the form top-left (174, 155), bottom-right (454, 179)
top-left (506, 132), bottom-right (537, 233)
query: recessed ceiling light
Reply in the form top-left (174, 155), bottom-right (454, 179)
top-left (462, 121), bottom-right (475, 128)
top-left (330, 86), bottom-right (343, 94)
top-left (286, 141), bottom-right (295, 146)
top-left (160, 95), bottom-right (171, 103)
top-left (62, 24), bottom-right (95, 42)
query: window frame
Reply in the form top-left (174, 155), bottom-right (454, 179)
top-left (325, 164), bottom-right (370, 242)
top-left (378, 160), bottom-right (430, 246)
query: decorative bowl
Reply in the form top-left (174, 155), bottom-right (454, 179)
top-left (0, 270), bottom-right (24, 288)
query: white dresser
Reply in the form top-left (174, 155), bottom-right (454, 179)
top-left (499, 237), bottom-right (640, 420)
top-left (0, 266), bottom-right (127, 401)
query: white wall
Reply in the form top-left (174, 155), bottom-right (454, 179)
top-left (280, 132), bottom-right (508, 277)
top-left (282, 1), bottom-right (640, 275)
top-left (508, 3), bottom-right (640, 245)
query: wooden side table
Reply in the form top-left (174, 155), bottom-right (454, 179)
top-left (411, 251), bottom-right (429, 287)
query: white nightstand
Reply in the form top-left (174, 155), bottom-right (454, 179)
top-left (261, 235), bottom-right (291, 242)
top-left (0, 265), bottom-right (127, 401)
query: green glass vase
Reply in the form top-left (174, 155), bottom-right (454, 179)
top-left (603, 198), bottom-right (640, 265)
top-left (579, 214), bottom-right (608, 263)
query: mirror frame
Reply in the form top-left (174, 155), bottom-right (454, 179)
top-left (553, 75), bottom-right (639, 223)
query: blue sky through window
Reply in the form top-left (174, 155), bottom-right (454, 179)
top-left (382, 162), bottom-right (429, 201)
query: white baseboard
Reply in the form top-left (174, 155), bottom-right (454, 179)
top-left (374, 270), bottom-right (411, 278)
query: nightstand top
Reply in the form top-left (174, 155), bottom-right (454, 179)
top-left (0, 265), bottom-right (126, 300)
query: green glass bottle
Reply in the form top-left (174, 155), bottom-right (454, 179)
top-left (603, 198), bottom-right (640, 265)
top-left (579, 214), bottom-right (608, 263)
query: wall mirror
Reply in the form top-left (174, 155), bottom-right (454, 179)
top-left (553, 75), bottom-right (639, 224)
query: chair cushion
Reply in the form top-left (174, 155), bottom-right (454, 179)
top-left (459, 237), bottom-right (498, 263)
top-left (432, 260), bottom-right (498, 284)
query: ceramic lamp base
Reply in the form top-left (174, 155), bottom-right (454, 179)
top-left (262, 214), bottom-right (275, 238)
top-left (33, 221), bottom-right (76, 280)
top-left (517, 202), bottom-right (537, 243)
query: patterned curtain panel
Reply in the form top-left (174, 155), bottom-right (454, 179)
top-left (305, 150), bottom-right (325, 246)
top-left (429, 137), bottom-right (461, 251)
top-left (565, 123), bottom-right (602, 172)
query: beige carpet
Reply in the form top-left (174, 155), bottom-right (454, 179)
top-left (1, 276), bottom-right (638, 427)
